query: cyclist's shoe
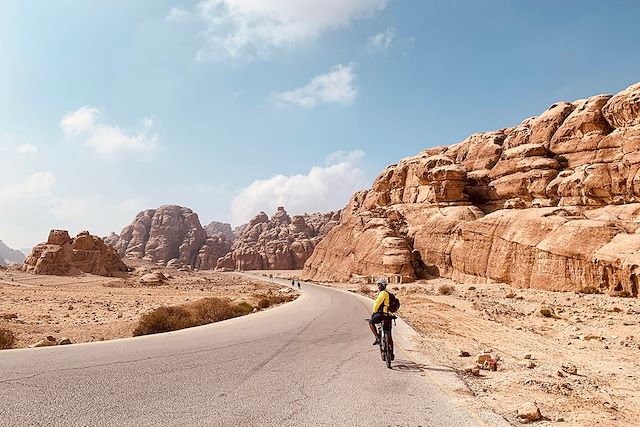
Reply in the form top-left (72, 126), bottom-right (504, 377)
top-left (373, 336), bottom-right (380, 346)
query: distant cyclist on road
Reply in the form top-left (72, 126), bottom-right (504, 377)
top-left (368, 279), bottom-right (394, 360)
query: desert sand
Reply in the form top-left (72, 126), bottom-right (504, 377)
top-left (0, 260), bottom-right (297, 349)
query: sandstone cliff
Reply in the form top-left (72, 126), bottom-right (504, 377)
top-left (303, 82), bottom-right (640, 298)
top-left (23, 230), bottom-right (129, 276)
top-left (216, 207), bottom-right (340, 270)
top-left (111, 205), bottom-right (231, 269)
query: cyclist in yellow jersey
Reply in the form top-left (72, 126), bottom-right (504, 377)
top-left (368, 279), bottom-right (394, 358)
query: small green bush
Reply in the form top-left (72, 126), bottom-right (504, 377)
top-left (0, 328), bottom-right (16, 350)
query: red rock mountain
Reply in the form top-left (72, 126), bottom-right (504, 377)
top-left (23, 230), bottom-right (128, 276)
top-left (217, 207), bottom-right (340, 270)
top-left (111, 205), bottom-right (231, 269)
top-left (303, 82), bottom-right (640, 298)
top-left (203, 221), bottom-right (235, 241)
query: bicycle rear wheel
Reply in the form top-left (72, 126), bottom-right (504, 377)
top-left (384, 336), bottom-right (392, 369)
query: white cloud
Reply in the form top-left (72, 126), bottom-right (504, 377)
top-left (174, 0), bottom-right (387, 61)
top-left (166, 7), bottom-right (191, 21)
top-left (275, 64), bottom-right (357, 109)
top-left (367, 27), bottom-right (394, 51)
top-left (0, 172), bottom-right (56, 202)
top-left (230, 150), bottom-right (367, 225)
top-left (61, 107), bottom-right (158, 157)
top-left (15, 144), bottom-right (38, 154)
top-left (117, 197), bottom-right (146, 213)
top-left (49, 196), bottom-right (91, 221)
top-left (324, 149), bottom-right (365, 165)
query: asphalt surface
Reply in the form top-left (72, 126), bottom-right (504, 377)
top-left (0, 275), bottom-right (483, 427)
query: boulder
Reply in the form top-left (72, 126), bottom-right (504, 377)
top-left (516, 402), bottom-right (542, 423)
top-left (140, 272), bottom-right (167, 284)
top-left (30, 336), bottom-right (57, 348)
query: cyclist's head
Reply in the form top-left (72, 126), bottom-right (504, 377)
top-left (376, 278), bottom-right (387, 290)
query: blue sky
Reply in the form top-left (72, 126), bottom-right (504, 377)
top-left (1, 0), bottom-right (639, 248)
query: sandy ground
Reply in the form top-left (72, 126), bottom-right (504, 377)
top-left (0, 261), bottom-right (297, 348)
top-left (3, 266), bottom-right (639, 425)
top-left (267, 270), bottom-right (640, 427)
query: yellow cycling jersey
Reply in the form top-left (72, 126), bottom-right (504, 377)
top-left (372, 290), bottom-right (390, 314)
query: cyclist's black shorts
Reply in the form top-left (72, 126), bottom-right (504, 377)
top-left (369, 312), bottom-right (392, 332)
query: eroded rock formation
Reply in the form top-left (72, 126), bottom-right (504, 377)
top-left (303, 82), bottom-right (640, 297)
top-left (216, 207), bottom-right (340, 270)
top-left (111, 205), bottom-right (231, 269)
top-left (203, 221), bottom-right (235, 241)
top-left (23, 230), bottom-right (128, 276)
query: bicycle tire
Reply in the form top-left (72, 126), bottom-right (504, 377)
top-left (385, 337), bottom-right (392, 369)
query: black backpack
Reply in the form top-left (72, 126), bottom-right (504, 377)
top-left (388, 291), bottom-right (400, 312)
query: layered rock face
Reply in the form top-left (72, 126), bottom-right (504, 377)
top-left (303, 82), bottom-right (640, 297)
top-left (203, 221), bottom-right (235, 241)
top-left (111, 205), bottom-right (231, 269)
top-left (216, 207), bottom-right (340, 270)
top-left (23, 230), bottom-right (128, 276)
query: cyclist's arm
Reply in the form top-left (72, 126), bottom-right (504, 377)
top-left (372, 292), bottom-right (385, 313)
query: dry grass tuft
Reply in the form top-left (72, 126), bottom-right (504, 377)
top-left (0, 328), bottom-right (16, 350)
top-left (133, 298), bottom-right (254, 336)
top-left (579, 287), bottom-right (602, 295)
top-left (438, 284), bottom-right (455, 295)
top-left (132, 293), bottom-right (295, 337)
top-left (358, 284), bottom-right (371, 295)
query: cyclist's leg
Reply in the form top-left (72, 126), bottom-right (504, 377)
top-left (369, 313), bottom-right (383, 343)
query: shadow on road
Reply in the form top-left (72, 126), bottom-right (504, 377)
top-left (392, 360), bottom-right (456, 375)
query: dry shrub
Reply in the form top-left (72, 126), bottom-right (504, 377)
top-left (0, 328), bottom-right (16, 350)
top-left (255, 293), bottom-right (296, 309)
top-left (358, 284), bottom-right (370, 294)
top-left (438, 284), bottom-right (455, 295)
top-left (579, 287), bottom-right (602, 295)
top-left (133, 297), bottom-right (256, 337)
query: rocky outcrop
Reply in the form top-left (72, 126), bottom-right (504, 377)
top-left (216, 207), bottom-right (340, 271)
top-left (23, 230), bottom-right (128, 276)
top-left (0, 240), bottom-right (26, 266)
top-left (110, 205), bottom-right (231, 269)
top-left (203, 221), bottom-right (235, 241)
top-left (303, 82), bottom-right (640, 298)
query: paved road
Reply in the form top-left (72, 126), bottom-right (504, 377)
top-left (0, 275), bottom-right (483, 426)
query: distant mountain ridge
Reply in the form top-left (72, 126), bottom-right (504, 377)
top-left (0, 240), bottom-right (27, 266)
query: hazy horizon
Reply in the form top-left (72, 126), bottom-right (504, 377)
top-left (2, 0), bottom-right (640, 248)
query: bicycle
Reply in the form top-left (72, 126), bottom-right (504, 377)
top-left (367, 314), bottom-right (396, 369)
